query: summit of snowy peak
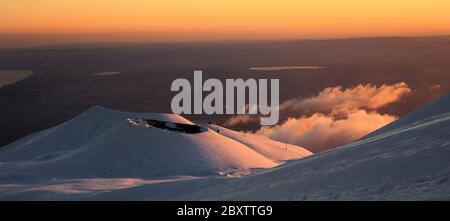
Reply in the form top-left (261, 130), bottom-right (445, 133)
top-left (81, 105), bottom-right (195, 125)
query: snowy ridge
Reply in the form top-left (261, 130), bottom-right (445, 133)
top-left (364, 93), bottom-right (450, 138)
top-left (206, 124), bottom-right (312, 163)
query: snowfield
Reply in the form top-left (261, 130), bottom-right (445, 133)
top-left (0, 105), bottom-right (310, 200)
top-left (0, 93), bottom-right (449, 200)
top-left (181, 93), bottom-right (450, 200)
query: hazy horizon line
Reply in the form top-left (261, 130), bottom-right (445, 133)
top-left (1, 33), bottom-right (450, 49)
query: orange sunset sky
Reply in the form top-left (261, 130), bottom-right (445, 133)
top-left (1, 0), bottom-right (450, 46)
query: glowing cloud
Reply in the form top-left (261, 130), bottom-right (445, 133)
top-left (226, 82), bottom-right (412, 153)
top-left (279, 82), bottom-right (411, 115)
top-left (256, 110), bottom-right (397, 153)
top-left (224, 115), bottom-right (259, 127)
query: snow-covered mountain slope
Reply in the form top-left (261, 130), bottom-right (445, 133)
top-left (365, 93), bottom-right (450, 138)
top-left (0, 105), bottom-right (194, 162)
top-left (206, 125), bottom-right (312, 163)
top-left (3, 92), bottom-right (449, 200)
top-left (0, 106), bottom-right (311, 182)
top-left (180, 93), bottom-right (450, 200)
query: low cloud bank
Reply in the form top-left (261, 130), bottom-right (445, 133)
top-left (225, 82), bottom-right (412, 153)
top-left (257, 110), bottom-right (397, 153)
